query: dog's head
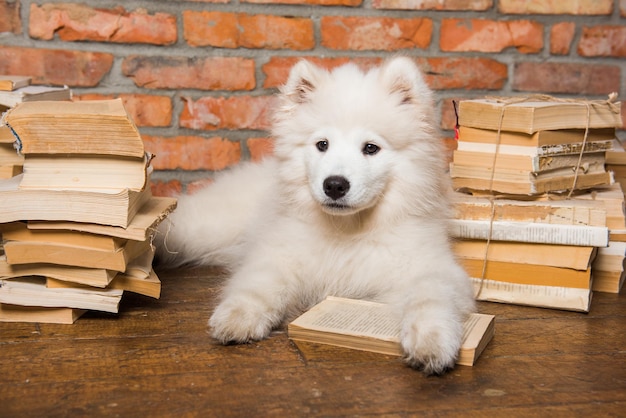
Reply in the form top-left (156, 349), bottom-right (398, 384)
top-left (272, 57), bottom-right (445, 218)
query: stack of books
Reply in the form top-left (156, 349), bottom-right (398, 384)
top-left (0, 75), bottom-right (72, 179)
top-left (0, 98), bottom-right (176, 324)
top-left (450, 98), bottom-right (620, 195)
top-left (450, 96), bottom-right (625, 311)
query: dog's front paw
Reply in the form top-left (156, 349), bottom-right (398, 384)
top-left (399, 314), bottom-right (463, 376)
top-left (208, 298), bottom-right (276, 344)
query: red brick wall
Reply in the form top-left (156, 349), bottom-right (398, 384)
top-left (1, 0), bottom-right (625, 196)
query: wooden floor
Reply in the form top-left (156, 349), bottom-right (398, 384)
top-left (1, 266), bottom-right (625, 417)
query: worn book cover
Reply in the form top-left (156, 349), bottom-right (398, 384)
top-left (458, 126), bottom-right (617, 147)
top-left (0, 254), bottom-right (116, 288)
top-left (0, 277), bottom-right (123, 313)
top-left (47, 268), bottom-right (161, 299)
top-left (26, 196), bottom-right (177, 242)
top-left (458, 98), bottom-right (623, 134)
top-left (452, 148), bottom-right (606, 173)
top-left (0, 174), bottom-right (151, 228)
top-left (0, 75), bottom-right (32, 92)
top-left (0, 303), bottom-right (85, 324)
top-left (0, 85), bottom-right (71, 107)
top-left (450, 163), bottom-right (612, 195)
top-left (449, 219), bottom-right (609, 247)
top-left (471, 278), bottom-right (592, 312)
top-left (452, 191), bottom-right (607, 227)
top-left (19, 152), bottom-right (153, 192)
top-left (4, 98), bottom-right (143, 158)
top-left (3, 238), bottom-right (151, 272)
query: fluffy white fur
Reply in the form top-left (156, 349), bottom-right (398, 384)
top-left (156, 57), bottom-right (476, 375)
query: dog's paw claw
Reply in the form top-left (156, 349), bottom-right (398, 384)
top-left (209, 300), bottom-right (275, 344)
top-left (400, 319), bottom-right (462, 376)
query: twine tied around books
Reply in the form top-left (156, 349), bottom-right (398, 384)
top-left (473, 92), bottom-right (619, 299)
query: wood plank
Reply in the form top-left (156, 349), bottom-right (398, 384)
top-left (0, 265), bottom-right (625, 417)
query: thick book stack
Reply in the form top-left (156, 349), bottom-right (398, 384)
top-left (451, 96), bottom-right (625, 312)
top-left (451, 97), bottom-right (621, 195)
top-left (0, 98), bottom-right (176, 324)
top-left (0, 75), bottom-right (72, 179)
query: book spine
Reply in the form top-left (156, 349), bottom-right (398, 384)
top-left (450, 219), bottom-right (609, 247)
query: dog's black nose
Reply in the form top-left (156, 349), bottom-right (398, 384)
top-left (323, 176), bottom-right (350, 200)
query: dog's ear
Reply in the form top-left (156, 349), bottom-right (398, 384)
top-left (379, 57), bottom-right (429, 105)
top-left (281, 60), bottom-right (325, 104)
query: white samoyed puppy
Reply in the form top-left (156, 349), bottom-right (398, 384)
top-left (156, 57), bottom-right (476, 375)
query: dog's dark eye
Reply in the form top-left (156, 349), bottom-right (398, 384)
top-left (362, 143), bottom-right (380, 155)
top-left (316, 140), bottom-right (329, 152)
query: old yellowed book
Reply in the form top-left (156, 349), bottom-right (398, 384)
top-left (458, 98), bottom-right (623, 134)
top-left (3, 238), bottom-right (151, 272)
top-left (450, 162), bottom-right (612, 195)
top-left (0, 75), bottom-right (31, 91)
top-left (0, 85), bottom-right (71, 108)
top-left (0, 254), bottom-right (116, 288)
top-left (458, 125), bottom-right (616, 147)
top-left (452, 149), bottom-right (605, 172)
top-left (19, 152), bottom-right (152, 192)
top-left (471, 278), bottom-right (592, 312)
top-left (0, 277), bottom-right (122, 313)
top-left (0, 174), bottom-right (151, 228)
top-left (3, 98), bottom-right (143, 158)
top-left (1, 221), bottom-right (127, 251)
top-left (452, 191), bottom-right (607, 227)
top-left (27, 196), bottom-right (177, 241)
top-left (0, 303), bottom-right (85, 324)
top-left (288, 296), bottom-right (494, 367)
top-left (48, 268), bottom-right (161, 299)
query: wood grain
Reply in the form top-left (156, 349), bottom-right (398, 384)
top-left (1, 266), bottom-right (624, 417)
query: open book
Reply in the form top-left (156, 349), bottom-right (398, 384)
top-left (288, 296), bottom-right (495, 367)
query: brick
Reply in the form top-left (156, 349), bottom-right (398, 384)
top-left (262, 56), bottom-right (383, 88)
top-left (442, 136), bottom-right (457, 165)
top-left (513, 62), bottom-right (620, 95)
top-left (247, 137), bottom-right (275, 162)
top-left (75, 94), bottom-right (172, 127)
top-left (183, 11), bottom-right (314, 50)
top-left (440, 19), bottom-right (543, 53)
top-left (321, 16), bottom-right (432, 50)
top-left (418, 57), bottom-right (507, 90)
top-left (244, 0), bottom-right (361, 5)
top-left (180, 95), bottom-right (275, 131)
top-left (186, 0), bottom-right (229, 3)
top-left (0, 0), bottom-right (21, 33)
top-left (262, 56), bottom-right (506, 91)
top-left (29, 3), bottom-right (176, 45)
top-left (122, 56), bottom-right (255, 91)
top-left (550, 22), bottom-right (576, 55)
top-left (150, 179), bottom-right (182, 198)
top-left (373, 0), bottom-right (492, 10)
top-left (0, 46), bottom-right (113, 87)
top-left (143, 135), bottom-right (241, 171)
top-left (499, 0), bottom-right (613, 15)
top-left (578, 26), bottom-right (626, 57)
